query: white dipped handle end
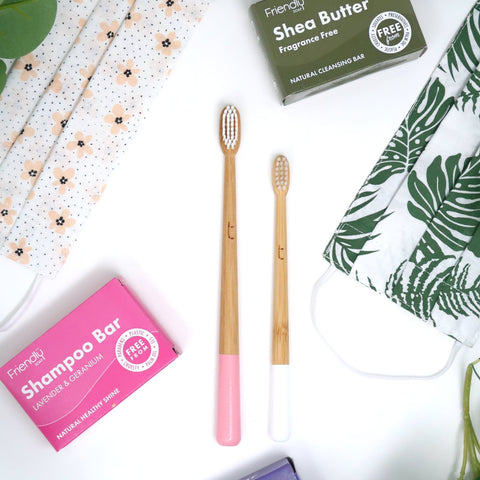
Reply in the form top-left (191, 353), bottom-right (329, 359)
top-left (268, 364), bottom-right (291, 442)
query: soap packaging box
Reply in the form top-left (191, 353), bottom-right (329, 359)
top-left (250, 0), bottom-right (427, 104)
top-left (0, 278), bottom-right (178, 451)
top-left (239, 458), bottom-right (301, 479)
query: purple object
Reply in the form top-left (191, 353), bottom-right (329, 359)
top-left (239, 458), bottom-right (300, 480)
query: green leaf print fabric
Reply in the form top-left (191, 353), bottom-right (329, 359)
top-left (324, 1), bottom-right (480, 346)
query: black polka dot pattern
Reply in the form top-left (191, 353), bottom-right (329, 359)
top-left (0, 0), bottom-right (100, 161)
top-left (0, 0), bottom-right (209, 276)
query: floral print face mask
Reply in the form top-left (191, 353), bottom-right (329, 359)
top-left (0, 0), bottom-right (208, 278)
top-left (324, 1), bottom-right (480, 347)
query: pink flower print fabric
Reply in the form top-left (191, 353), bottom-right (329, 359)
top-left (116, 59), bottom-right (140, 86)
top-left (14, 54), bottom-right (41, 82)
top-left (0, 0), bottom-right (99, 165)
top-left (0, 0), bottom-right (136, 247)
top-left (98, 20), bottom-right (120, 42)
top-left (20, 160), bottom-right (43, 186)
top-left (66, 132), bottom-right (94, 158)
top-left (47, 74), bottom-right (63, 94)
top-left (0, 0), bottom-right (210, 277)
top-left (0, 197), bottom-right (16, 226)
top-left (104, 104), bottom-right (131, 134)
top-left (155, 32), bottom-right (182, 55)
top-left (125, 7), bottom-right (142, 28)
top-left (48, 210), bottom-right (76, 235)
top-left (80, 65), bottom-right (96, 98)
top-left (159, 0), bottom-right (182, 17)
top-left (7, 238), bottom-right (32, 265)
top-left (52, 112), bottom-right (72, 136)
top-left (52, 168), bottom-right (75, 195)
top-left (2, 127), bottom-right (35, 150)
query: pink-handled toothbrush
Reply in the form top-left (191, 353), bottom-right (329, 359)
top-left (217, 105), bottom-right (241, 446)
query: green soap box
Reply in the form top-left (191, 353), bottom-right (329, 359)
top-left (250, 0), bottom-right (427, 104)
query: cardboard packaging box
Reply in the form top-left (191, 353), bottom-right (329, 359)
top-left (239, 458), bottom-right (301, 479)
top-left (250, 0), bottom-right (427, 104)
top-left (0, 278), bottom-right (178, 451)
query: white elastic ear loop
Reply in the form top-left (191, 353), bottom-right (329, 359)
top-left (311, 266), bottom-right (462, 380)
top-left (0, 274), bottom-right (42, 332)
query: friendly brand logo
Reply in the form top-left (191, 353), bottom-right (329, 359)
top-left (7, 348), bottom-right (46, 379)
top-left (265, 0), bottom-right (305, 17)
top-left (369, 11), bottom-right (412, 54)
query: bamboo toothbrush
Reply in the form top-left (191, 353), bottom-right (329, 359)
top-left (217, 105), bottom-right (241, 446)
top-left (269, 155), bottom-right (291, 442)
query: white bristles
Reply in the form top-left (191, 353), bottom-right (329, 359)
top-left (222, 105), bottom-right (239, 150)
top-left (274, 156), bottom-right (289, 192)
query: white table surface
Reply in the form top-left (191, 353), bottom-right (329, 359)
top-left (1, 0), bottom-right (480, 479)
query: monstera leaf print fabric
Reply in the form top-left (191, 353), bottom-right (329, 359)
top-left (324, 1), bottom-right (480, 346)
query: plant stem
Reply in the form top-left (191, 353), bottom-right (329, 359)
top-left (459, 425), bottom-right (468, 480)
top-left (458, 359), bottom-right (480, 479)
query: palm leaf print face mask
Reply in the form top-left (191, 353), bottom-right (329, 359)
top-left (324, 1), bottom-right (480, 347)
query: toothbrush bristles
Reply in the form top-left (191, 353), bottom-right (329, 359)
top-left (222, 105), bottom-right (239, 150)
top-left (274, 156), bottom-right (289, 192)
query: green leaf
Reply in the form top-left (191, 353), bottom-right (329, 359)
top-left (0, 0), bottom-right (35, 5)
top-left (385, 256), bottom-right (453, 324)
top-left (443, 5), bottom-right (480, 80)
top-left (411, 230), bottom-right (444, 264)
top-left (385, 253), bottom-right (480, 325)
top-left (409, 155), bottom-right (480, 254)
top-left (460, 70), bottom-right (480, 113)
top-left (0, 0), bottom-right (57, 59)
top-left (407, 154), bottom-right (462, 227)
top-left (437, 263), bottom-right (480, 319)
top-left (367, 79), bottom-right (453, 186)
top-left (414, 256), bottom-right (451, 319)
top-left (344, 188), bottom-right (379, 217)
top-left (324, 208), bottom-right (390, 274)
top-left (0, 59), bottom-right (6, 94)
top-left (326, 78), bottom-right (454, 272)
top-left (468, 224), bottom-right (480, 258)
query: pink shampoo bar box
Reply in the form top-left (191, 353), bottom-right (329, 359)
top-left (0, 278), bottom-right (178, 451)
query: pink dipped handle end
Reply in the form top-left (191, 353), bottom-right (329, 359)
top-left (216, 354), bottom-right (241, 446)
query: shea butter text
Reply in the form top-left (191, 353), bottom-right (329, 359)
top-left (273, 1), bottom-right (369, 41)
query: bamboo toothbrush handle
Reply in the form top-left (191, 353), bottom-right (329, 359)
top-left (219, 152), bottom-right (238, 355)
top-left (217, 151), bottom-right (240, 446)
top-left (269, 193), bottom-right (291, 442)
top-left (273, 194), bottom-right (288, 365)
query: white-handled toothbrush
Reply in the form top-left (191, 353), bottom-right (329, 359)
top-left (269, 155), bottom-right (291, 442)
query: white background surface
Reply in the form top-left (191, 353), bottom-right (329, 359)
top-left (1, 0), bottom-right (480, 479)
